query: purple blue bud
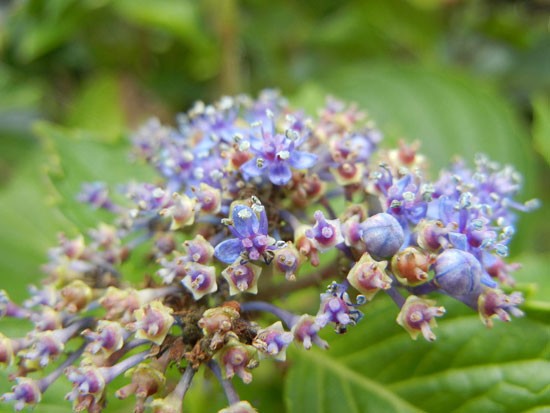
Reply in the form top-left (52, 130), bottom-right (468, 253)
top-left (360, 213), bottom-right (404, 259)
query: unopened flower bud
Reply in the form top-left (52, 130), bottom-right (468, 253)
top-left (433, 249), bottom-right (483, 299)
top-left (56, 280), bottom-right (93, 313)
top-left (99, 287), bottom-right (141, 322)
top-left (199, 306), bottom-right (240, 337)
top-left (360, 213), bottom-right (404, 259)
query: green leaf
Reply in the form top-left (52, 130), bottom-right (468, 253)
top-left (532, 95), bottom-right (550, 165)
top-left (0, 148), bottom-right (73, 301)
top-left (285, 296), bottom-right (550, 413)
top-left (35, 121), bottom-right (155, 231)
top-left (66, 73), bottom-right (127, 142)
top-left (294, 63), bottom-right (535, 180)
top-left (7, 0), bottom-right (91, 62)
top-left (285, 348), bottom-right (421, 413)
top-left (112, 0), bottom-right (203, 45)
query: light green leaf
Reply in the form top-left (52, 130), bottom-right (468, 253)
top-left (112, 0), bottom-right (203, 45)
top-left (0, 149), bottom-right (73, 300)
top-left (35, 121), bottom-right (155, 231)
top-left (532, 95), bottom-right (550, 165)
top-left (66, 73), bottom-right (126, 142)
top-left (294, 63), bottom-right (535, 180)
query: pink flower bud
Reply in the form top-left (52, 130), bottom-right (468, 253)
top-left (222, 261), bottom-right (262, 295)
top-left (181, 263), bottom-right (217, 300)
top-left (159, 193), bottom-right (197, 230)
top-left (391, 247), bottom-right (433, 286)
top-left (478, 289), bottom-right (524, 328)
top-left (217, 339), bottom-right (258, 384)
top-left (129, 301), bottom-right (175, 345)
top-left (347, 253), bottom-right (392, 300)
top-left (396, 296), bottom-right (445, 341)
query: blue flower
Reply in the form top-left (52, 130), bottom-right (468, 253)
top-left (214, 201), bottom-right (275, 263)
top-left (240, 119), bottom-right (317, 186)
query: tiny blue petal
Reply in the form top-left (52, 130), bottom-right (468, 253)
top-left (231, 205), bottom-right (259, 237)
top-left (214, 238), bottom-right (243, 263)
top-left (268, 163), bottom-right (292, 186)
top-left (240, 159), bottom-right (263, 180)
top-left (289, 151), bottom-right (317, 170)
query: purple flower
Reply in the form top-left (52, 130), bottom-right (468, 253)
top-left (1, 378), bottom-right (42, 411)
top-left (240, 119), bottom-right (317, 186)
top-left (252, 321), bottom-right (294, 361)
top-left (305, 211), bottom-right (344, 252)
top-left (214, 201), bottom-right (275, 263)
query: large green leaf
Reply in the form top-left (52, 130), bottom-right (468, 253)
top-left (285, 296), bottom-right (550, 413)
top-left (294, 63), bottom-right (535, 181)
top-left (285, 348), bottom-right (421, 413)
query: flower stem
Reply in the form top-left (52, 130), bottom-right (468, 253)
top-left (208, 360), bottom-right (240, 405)
top-left (240, 301), bottom-right (297, 328)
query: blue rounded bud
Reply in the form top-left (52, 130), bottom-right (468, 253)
top-left (360, 213), bottom-right (404, 259)
top-left (433, 249), bottom-right (482, 297)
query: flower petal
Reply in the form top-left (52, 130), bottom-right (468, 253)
top-left (268, 163), bottom-right (292, 186)
top-left (240, 158), bottom-right (263, 181)
top-left (231, 205), bottom-right (259, 237)
top-left (289, 150), bottom-right (317, 170)
top-left (214, 238), bottom-right (243, 263)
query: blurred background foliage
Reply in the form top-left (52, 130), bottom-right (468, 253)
top-left (0, 0), bottom-right (549, 412)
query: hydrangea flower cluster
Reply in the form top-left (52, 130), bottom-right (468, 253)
top-left (0, 91), bottom-right (538, 412)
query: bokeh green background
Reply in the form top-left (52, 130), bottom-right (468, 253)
top-left (0, 1), bottom-right (548, 412)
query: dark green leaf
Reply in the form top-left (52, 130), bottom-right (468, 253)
top-left (286, 296), bottom-right (550, 413)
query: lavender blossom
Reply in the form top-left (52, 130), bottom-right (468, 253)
top-left (214, 201), bottom-right (275, 263)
